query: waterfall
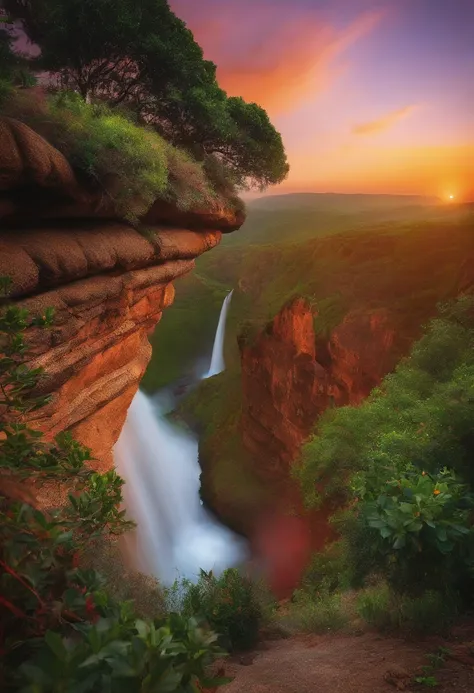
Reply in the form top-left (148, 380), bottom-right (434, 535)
top-left (203, 290), bottom-right (233, 378)
top-left (113, 289), bottom-right (246, 584)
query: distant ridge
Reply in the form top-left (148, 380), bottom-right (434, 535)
top-left (248, 192), bottom-right (440, 211)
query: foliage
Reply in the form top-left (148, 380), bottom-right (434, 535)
top-left (300, 543), bottom-right (350, 596)
top-left (356, 584), bottom-right (455, 635)
top-left (297, 295), bottom-right (474, 597)
top-left (0, 281), bottom-right (228, 691)
top-left (5, 0), bottom-right (289, 190)
top-left (312, 294), bottom-right (348, 339)
top-left (3, 89), bottom-right (225, 225)
top-left (414, 676), bottom-right (439, 688)
top-left (165, 569), bottom-right (262, 652)
top-left (16, 612), bottom-right (229, 693)
top-left (283, 589), bottom-right (349, 634)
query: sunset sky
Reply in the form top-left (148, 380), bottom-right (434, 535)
top-left (170, 0), bottom-right (474, 201)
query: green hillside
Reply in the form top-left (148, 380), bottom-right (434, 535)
top-left (221, 193), bottom-right (466, 248)
top-left (142, 199), bottom-right (473, 392)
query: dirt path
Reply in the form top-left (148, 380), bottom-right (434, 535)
top-left (217, 629), bottom-right (474, 693)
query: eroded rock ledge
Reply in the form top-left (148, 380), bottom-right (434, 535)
top-left (0, 117), bottom-right (243, 469)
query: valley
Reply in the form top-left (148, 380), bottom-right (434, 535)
top-left (143, 195), bottom-right (473, 540)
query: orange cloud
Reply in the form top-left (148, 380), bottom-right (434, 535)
top-left (352, 105), bottom-right (417, 135)
top-left (170, 0), bottom-right (385, 114)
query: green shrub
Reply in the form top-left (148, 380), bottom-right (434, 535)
top-left (165, 569), bottom-right (262, 651)
top-left (283, 589), bottom-right (349, 634)
top-left (357, 584), bottom-right (455, 635)
top-left (301, 542), bottom-right (351, 595)
top-left (3, 89), bottom-right (222, 225)
top-left (356, 584), bottom-right (393, 630)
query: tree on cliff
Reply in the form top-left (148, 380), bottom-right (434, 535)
top-left (4, 0), bottom-right (289, 190)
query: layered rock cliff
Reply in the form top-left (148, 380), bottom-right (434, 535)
top-left (0, 116), bottom-right (243, 471)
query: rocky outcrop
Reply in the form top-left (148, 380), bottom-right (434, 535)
top-left (241, 298), bottom-right (330, 480)
top-left (0, 115), bottom-right (244, 232)
top-left (239, 297), bottom-right (399, 550)
top-left (0, 117), bottom-right (243, 471)
top-left (240, 299), bottom-right (397, 483)
top-left (328, 310), bottom-right (396, 405)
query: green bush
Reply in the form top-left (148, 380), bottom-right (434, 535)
top-left (165, 569), bottom-right (262, 651)
top-left (357, 584), bottom-right (455, 635)
top-left (0, 279), bottom-right (228, 691)
top-left (301, 542), bottom-right (350, 595)
top-left (3, 90), bottom-right (221, 225)
top-left (282, 589), bottom-right (349, 634)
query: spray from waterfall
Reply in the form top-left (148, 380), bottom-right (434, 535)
top-left (203, 290), bottom-right (233, 378)
top-left (113, 289), bottom-right (246, 584)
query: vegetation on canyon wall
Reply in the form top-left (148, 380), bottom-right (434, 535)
top-left (0, 281), bottom-right (235, 691)
top-left (3, 89), bottom-right (226, 225)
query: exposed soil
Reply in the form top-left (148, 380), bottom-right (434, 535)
top-left (215, 624), bottom-right (474, 693)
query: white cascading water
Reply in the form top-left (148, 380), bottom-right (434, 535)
top-left (113, 289), bottom-right (246, 584)
top-left (203, 290), bottom-right (233, 378)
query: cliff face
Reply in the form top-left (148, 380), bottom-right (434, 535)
top-left (0, 117), bottom-right (242, 471)
top-left (241, 299), bottom-right (397, 483)
top-left (241, 298), bottom-right (329, 480)
top-left (239, 297), bottom-right (399, 548)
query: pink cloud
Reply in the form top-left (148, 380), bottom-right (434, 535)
top-left (170, 0), bottom-right (385, 113)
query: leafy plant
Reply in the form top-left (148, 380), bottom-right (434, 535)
top-left (414, 675), bottom-right (439, 688)
top-left (165, 569), bottom-right (262, 652)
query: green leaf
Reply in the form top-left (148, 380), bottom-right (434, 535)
top-left (393, 535), bottom-right (406, 549)
top-left (45, 631), bottom-right (68, 661)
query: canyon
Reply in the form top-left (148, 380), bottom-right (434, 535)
top-left (184, 218), bottom-right (473, 548)
top-left (1, 115), bottom-right (472, 563)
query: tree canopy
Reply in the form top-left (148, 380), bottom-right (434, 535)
top-left (4, 0), bottom-right (289, 190)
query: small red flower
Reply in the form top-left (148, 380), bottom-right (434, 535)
top-left (85, 596), bottom-right (99, 623)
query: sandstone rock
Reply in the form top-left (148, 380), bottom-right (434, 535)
top-left (144, 198), bottom-right (245, 233)
top-left (0, 112), bottom-right (244, 512)
top-left (4, 224), bottom-right (222, 472)
top-left (0, 223), bottom-right (221, 298)
top-left (240, 297), bottom-right (334, 553)
top-left (241, 297), bottom-right (329, 479)
top-left (239, 298), bottom-right (400, 555)
top-left (0, 116), bottom-right (78, 193)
